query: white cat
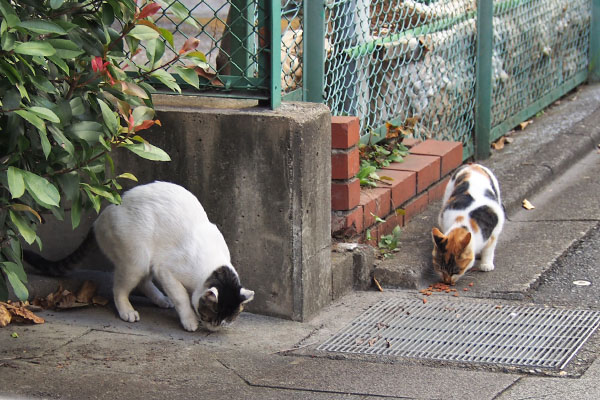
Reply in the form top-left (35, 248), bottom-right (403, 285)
top-left (25, 181), bottom-right (254, 332)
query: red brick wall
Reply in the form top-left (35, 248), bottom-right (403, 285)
top-left (330, 116), bottom-right (464, 242)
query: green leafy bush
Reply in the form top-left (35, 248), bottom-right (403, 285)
top-left (0, 0), bottom-right (207, 301)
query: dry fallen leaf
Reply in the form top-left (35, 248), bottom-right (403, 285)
top-left (34, 281), bottom-right (107, 311)
top-left (56, 291), bottom-right (78, 309)
top-left (404, 117), bottom-right (419, 128)
top-left (518, 120), bottom-right (533, 130)
top-left (522, 199), bottom-right (535, 210)
top-left (92, 296), bottom-right (109, 306)
top-left (0, 304), bottom-right (12, 327)
top-left (1, 301), bottom-right (44, 325)
top-left (385, 122), bottom-right (401, 139)
top-left (9, 306), bottom-right (45, 324)
top-left (373, 277), bottom-right (384, 292)
top-left (76, 280), bottom-right (98, 303)
top-left (491, 137), bottom-right (506, 150)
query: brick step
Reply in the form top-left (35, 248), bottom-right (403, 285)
top-left (330, 116), bottom-right (463, 244)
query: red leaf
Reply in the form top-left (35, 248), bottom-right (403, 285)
top-left (179, 37), bottom-right (200, 55)
top-left (106, 70), bottom-right (116, 85)
top-left (194, 66), bottom-right (224, 87)
top-left (137, 2), bottom-right (162, 20)
top-left (91, 56), bottom-right (105, 73)
top-left (127, 111), bottom-right (134, 132)
top-left (134, 119), bottom-right (157, 132)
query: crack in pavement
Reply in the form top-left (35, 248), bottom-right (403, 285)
top-left (217, 358), bottom-right (412, 399)
top-left (0, 328), bottom-right (93, 363)
top-left (492, 376), bottom-right (526, 400)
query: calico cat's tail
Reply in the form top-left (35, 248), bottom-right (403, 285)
top-left (23, 229), bottom-right (96, 276)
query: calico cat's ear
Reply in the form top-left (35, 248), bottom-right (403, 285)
top-left (202, 287), bottom-right (219, 304)
top-left (459, 232), bottom-right (472, 250)
top-left (431, 228), bottom-right (446, 249)
top-left (240, 288), bottom-right (254, 304)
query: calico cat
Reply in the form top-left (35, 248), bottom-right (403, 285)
top-left (24, 181), bottom-right (254, 332)
top-left (431, 164), bottom-right (504, 284)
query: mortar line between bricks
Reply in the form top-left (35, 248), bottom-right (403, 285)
top-left (217, 358), bottom-right (413, 399)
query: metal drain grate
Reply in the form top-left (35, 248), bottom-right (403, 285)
top-left (318, 299), bottom-right (600, 369)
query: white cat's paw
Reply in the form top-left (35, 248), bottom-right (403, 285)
top-left (155, 297), bottom-right (174, 309)
top-left (181, 317), bottom-right (199, 332)
top-left (119, 309), bottom-right (140, 323)
top-left (478, 263), bottom-right (495, 272)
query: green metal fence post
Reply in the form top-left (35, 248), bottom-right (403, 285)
top-left (590, 0), bottom-right (600, 82)
top-left (304, 0), bottom-right (325, 103)
top-left (222, 0), bottom-right (255, 77)
top-left (474, 0), bottom-right (493, 160)
top-left (263, 0), bottom-right (281, 108)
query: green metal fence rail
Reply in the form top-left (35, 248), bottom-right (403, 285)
top-left (306, 0), bottom-right (596, 159)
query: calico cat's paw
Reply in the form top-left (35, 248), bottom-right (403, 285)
top-left (478, 263), bottom-right (495, 272)
top-left (119, 309), bottom-right (140, 322)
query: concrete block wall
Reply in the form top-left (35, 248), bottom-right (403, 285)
top-left (31, 101), bottom-right (333, 323)
top-left (331, 116), bottom-right (463, 245)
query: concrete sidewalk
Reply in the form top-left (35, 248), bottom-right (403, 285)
top-left (2, 83), bottom-right (600, 400)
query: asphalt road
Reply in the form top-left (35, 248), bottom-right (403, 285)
top-left (529, 221), bottom-right (600, 309)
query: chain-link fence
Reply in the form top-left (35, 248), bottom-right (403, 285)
top-left (490, 0), bottom-right (591, 140)
top-left (319, 0), bottom-right (594, 159)
top-left (147, 0), bottom-right (279, 105)
top-left (280, 1), bottom-right (304, 97)
top-left (150, 1), bottom-right (595, 157)
top-left (325, 0), bottom-right (478, 155)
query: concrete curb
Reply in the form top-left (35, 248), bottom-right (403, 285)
top-left (486, 85), bottom-right (600, 216)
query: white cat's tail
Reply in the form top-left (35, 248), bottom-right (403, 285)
top-left (23, 230), bottom-right (97, 276)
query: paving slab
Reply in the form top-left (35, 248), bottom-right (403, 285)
top-left (497, 356), bottom-right (600, 400)
top-left (220, 352), bottom-right (521, 400)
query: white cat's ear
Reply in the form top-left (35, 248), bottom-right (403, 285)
top-left (240, 288), bottom-right (254, 304)
top-left (202, 287), bottom-right (219, 304)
